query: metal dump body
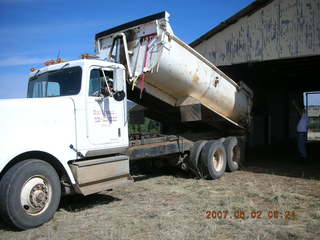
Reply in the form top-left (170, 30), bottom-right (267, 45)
top-left (95, 12), bottom-right (253, 129)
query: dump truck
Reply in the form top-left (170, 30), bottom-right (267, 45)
top-left (0, 12), bottom-right (253, 229)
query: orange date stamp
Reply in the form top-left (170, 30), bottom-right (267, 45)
top-left (205, 210), bottom-right (297, 220)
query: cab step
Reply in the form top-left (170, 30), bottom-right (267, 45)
top-left (69, 155), bottom-right (132, 195)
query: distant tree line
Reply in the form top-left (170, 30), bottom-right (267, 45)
top-left (308, 117), bottom-right (320, 131)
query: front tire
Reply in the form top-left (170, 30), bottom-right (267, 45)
top-left (0, 159), bottom-right (61, 230)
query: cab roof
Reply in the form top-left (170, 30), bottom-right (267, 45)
top-left (29, 59), bottom-right (124, 78)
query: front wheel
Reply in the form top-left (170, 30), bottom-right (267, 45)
top-left (0, 159), bottom-right (61, 230)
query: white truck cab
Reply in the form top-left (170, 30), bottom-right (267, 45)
top-left (0, 59), bottom-right (132, 229)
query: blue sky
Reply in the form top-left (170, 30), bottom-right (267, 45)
top-left (0, 0), bottom-right (257, 99)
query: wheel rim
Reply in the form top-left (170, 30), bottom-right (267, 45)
top-left (20, 176), bottom-right (52, 216)
top-left (212, 148), bottom-right (224, 171)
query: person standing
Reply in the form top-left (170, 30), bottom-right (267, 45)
top-left (293, 101), bottom-right (308, 161)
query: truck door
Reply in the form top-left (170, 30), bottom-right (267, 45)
top-left (86, 67), bottom-right (126, 146)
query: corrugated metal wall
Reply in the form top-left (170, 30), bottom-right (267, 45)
top-left (194, 0), bottom-right (320, 66)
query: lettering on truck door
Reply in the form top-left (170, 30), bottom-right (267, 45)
top-left (86, 67), bottom-right (123, 145)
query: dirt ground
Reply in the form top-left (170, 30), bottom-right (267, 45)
top-left (1, 146), bottom-right (320, 240)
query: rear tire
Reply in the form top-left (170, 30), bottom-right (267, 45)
top-left (0, 159), bottom-right (61, 230)
top-left (200, 140), bottom-right (227, 179)
top-left (224, 137), bottom-right (241, 172)
top-left (189, 140), bottom-right (207, 176)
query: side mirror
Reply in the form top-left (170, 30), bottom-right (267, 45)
top-left (112, 68), bottom-right (126, 101)
top-left (113, 68), bottom-right (124, 92)
top-left (113, 91), bottom-right (125, 101)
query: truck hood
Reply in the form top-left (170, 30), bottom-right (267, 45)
top-left (0, 97), bottom-right (76, 125)
top-left (0, 97), bottom-right (77, 166)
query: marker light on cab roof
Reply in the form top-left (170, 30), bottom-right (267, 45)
top-left (81, 53), bottom-right (99, 59)
top-left (44, 58), bottom-right (68, 66)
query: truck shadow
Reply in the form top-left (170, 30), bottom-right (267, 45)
top-left (242, 143), bottom-right (320, 180)
top-left (0, 219), bottom-right (14, 231)
top-left (131, 143), bottom-right (320, 181)
top-left (132, 171), bottom-right (193, 182)
top-left (59, 193), bottom-right (121, 212)
top-left (130, 159), bottom-right (194, 182)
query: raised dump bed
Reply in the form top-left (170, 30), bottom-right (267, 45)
top-left (95, 12), bottom-right (253, 135)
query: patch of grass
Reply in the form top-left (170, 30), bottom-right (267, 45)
top-left (306, 222), bottom-right (320, 234)
top-left (275, 230), bottom-right (299, 240)
top-left (309, 200), bottom-right (320, 208)
top-left (310, 210), bottom-right (320, 220)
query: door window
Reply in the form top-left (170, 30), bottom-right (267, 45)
top-left (89, 69), bottom-right (114, 97)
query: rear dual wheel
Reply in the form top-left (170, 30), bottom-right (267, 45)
top-left (224, 137), bottom-right (241, 172)
top-left (200, 141), bottom-right (227, 179)
top-left (189, 140), bottom-right (208, 176)
top-left (191, 137), bottom-right (242, 179)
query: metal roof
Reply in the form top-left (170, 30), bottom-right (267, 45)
top-left (190, 0), bottom-right (274, 47)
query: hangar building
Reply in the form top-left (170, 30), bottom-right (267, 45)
top-left (190, 0), bottom-right (320, 147)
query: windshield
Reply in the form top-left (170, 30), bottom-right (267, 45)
top-left (27, 66), bottom-right (82, 98)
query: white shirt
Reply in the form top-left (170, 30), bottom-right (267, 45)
top-left (297, 113), bottom-right (308, 133)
